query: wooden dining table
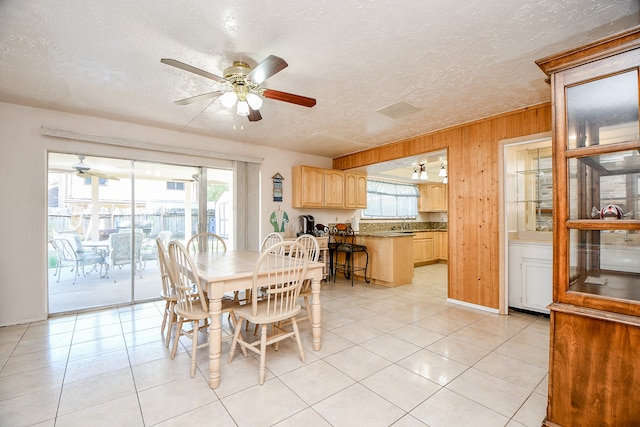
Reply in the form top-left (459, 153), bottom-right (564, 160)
top-left (192, 249), bottom-right (325, 389)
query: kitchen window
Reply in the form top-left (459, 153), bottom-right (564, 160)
top-left (363, 180), bottom-right (418, 218)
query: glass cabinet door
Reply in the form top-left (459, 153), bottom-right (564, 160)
top-left (566, 70), bottom-right (639, 149)
top-left (558, 51), bottom-right (640, 315)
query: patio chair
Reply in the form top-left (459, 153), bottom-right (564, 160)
top-left (50, 237), bottom-right (106, 284)
top-left (228, 241), bottom-right (308, 385)
top-left (108, 230), bottom-right (143, 281)
top-left (141, 230), bottom-right (171, 268)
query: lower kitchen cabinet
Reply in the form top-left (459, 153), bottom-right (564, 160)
top-left (438, 231), bottom-right (448, 260)
top-left (413, 231), bottom-right (447, 266)
top-left (355, 235), bottom-right (413, 286)
top-left (413, 232), bottom-right (435, 265)
top-left (508, 240), bottom-right (552, 314)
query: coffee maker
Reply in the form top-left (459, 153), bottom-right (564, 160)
top-left (299, 215), bottom-right (315, 236)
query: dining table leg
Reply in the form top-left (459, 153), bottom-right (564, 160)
top-left (207, 294), bottom-right (223, 388)
top-left (310, 276), bottom-right (322, 351)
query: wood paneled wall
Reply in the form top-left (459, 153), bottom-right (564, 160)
top-left (333, 103), bottom-right (552, 310)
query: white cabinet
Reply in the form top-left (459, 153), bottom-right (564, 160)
top-left (508, 241), bottom-right (552, 314)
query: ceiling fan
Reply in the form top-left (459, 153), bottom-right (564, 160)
top-left (160, 55), bottom-right (316, 121)
top-left (71, 156), bottom-right (119, 180)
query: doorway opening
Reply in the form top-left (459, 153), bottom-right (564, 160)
top-left (501, 134), bottom-right (553, 316)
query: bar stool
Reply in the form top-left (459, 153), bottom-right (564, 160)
top-left (331, 223), bottom-right (370, 286)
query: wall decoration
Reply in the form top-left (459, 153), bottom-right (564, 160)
top-left (272, 172), bottom-right (284, 202)
top-left (270, 206), bottom-right (289, 232)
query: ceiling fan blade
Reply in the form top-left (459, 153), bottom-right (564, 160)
top-left (247, 55), bottom-right (288, 84)
top-left (161, 58), bottom-right (227, 84)
top-left (77, 170), bottom-right (120, 181)
top-left (263, 89), bottom-right (316, 107)
top-left (174, 91), bottom-right (225, 105)
top-left (248, 107), bottom-right (262, 122)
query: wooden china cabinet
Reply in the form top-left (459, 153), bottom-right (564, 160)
top-left (536, 27), bottom-right (640, 426)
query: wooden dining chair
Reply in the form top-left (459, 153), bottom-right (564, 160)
top-left (186, 231), bottom-right (246, 305)
top-left (186, 232), bottom-right (227, 254)
top-left (294, 234), bottom-right (319, 326)
top-left (168, 240), bottom-right (239, 377)
top-left (260, 232), bottom-right (284, 253)
top-left (228, 241), bottom-right (308, 385)
top-left (156, 237), bottom-right (178, 348)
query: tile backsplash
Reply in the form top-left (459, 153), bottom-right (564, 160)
top-left (358, 221), bottom-right (447, 233)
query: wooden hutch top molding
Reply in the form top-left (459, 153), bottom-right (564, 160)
top-left (536, 25), bottom-right (640, 76)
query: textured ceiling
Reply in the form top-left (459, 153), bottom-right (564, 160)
top-left (0, 1), bottom-right (638, 161)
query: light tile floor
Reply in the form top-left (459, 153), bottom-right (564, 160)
top-left (0, 264), bottom-right (550, 427)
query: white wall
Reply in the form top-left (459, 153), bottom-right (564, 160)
top-left (0, 102), bottom-right (336, 326)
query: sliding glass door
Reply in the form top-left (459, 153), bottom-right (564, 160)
top-left (131, 161), bottom-right (202, 302)
top-left (48, 154), bottom-right (136, 313)
top-left (47, 153), bottom-right (235, 314)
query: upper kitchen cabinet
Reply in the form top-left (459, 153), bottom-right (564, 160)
top-left (418, 183), bottom-right (447, 212)
top-left (344, 172), bottom-right (367, 209)
top-left (324, 169), bottom-right (345, 208)
top-left (292, 166), bottom-right (366, 209)
top-left (292, 165), bottom-right (325, 208)
top-left (537, 27), bottom-right (640, 427)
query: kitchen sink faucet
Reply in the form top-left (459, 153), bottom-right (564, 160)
top-left (402, 217), bottom-right (410, 230)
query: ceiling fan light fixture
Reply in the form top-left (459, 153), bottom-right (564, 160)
top-left (439, 163), bottom-right (447, 177)
top-left (236, 100), bottom-right (250, 116)
top-left (411, 167), bottom-right (419, 180)
top-left (220, 91), bottom-right (237, 108)
top-left (246, 92), bottom-right (263, 110)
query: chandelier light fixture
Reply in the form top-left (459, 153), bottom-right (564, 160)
top-left (412, 164), bottom-right (428, 180)
top-left (420, 164), bottom-right (428, 180)
top-left (439, 162), bottom-right (447, 177)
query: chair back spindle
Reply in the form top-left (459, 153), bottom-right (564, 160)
top-left (251, 241), bottom-right (308, 318)
top-left (168, 241), bottom-right (208, 315)
top-left (187, 232), bottom-right (227, 254)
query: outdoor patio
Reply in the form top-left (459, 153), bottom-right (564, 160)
top-left (48, 258), bottom-right (163, 314)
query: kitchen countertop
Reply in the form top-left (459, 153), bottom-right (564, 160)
top-left (357, 230), bottom-right (447, 238)
top-left (359, 232), bottom-right (415, 237)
